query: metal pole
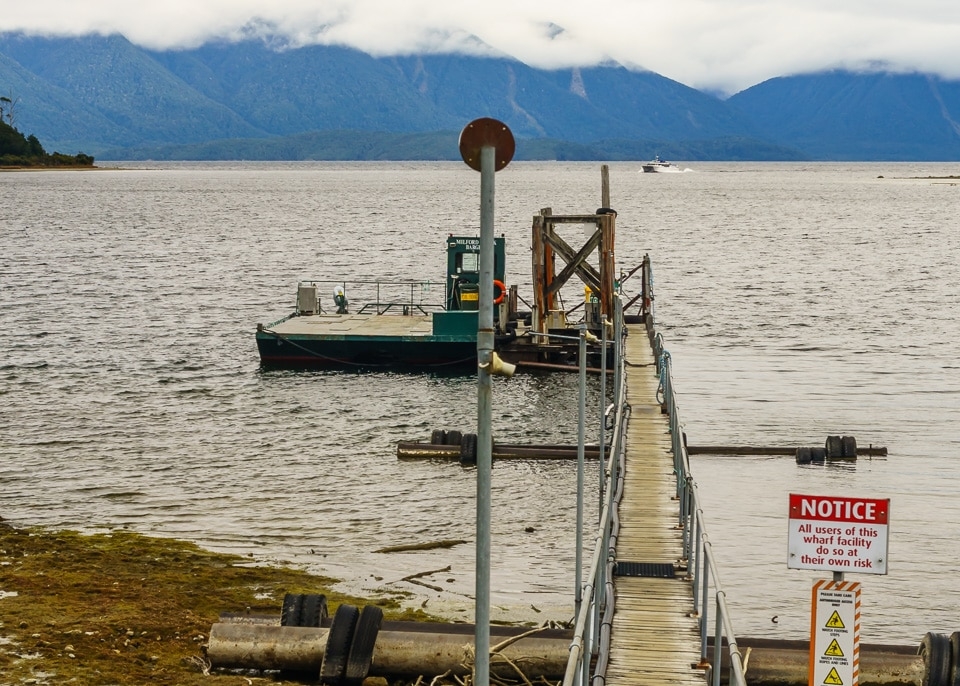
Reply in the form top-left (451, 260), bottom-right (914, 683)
top-left (599, 316), bottom-right (607, 518)
top-left (475, 143), bottom-right (496, 686)
top-left (592, 316), bottom-right (608, 647)
top-left (577, 324), bottom-right (588, 686)
top-left (575, 325), bottom-right (586, 622)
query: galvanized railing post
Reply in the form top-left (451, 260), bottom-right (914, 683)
top-left (576, 325), bottom-right (586, 622)
top-left (593, 316), bottom-right (608, 648)
top-left (691, 510), bottom-right (702, 606)
top-left (700, 539), bottom-right (711, 663)
top-left (713, 597), bottom-right (724, 686)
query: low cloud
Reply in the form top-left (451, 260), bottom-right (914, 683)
top-left (2, 0), bottom-right (959, 94)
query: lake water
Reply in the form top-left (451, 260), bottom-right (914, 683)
top-left (1, 161), bottom-right (958, 644)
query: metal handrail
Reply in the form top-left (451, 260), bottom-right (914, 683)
top-left (562, 257), bottom-right (746, 686)
top-left (656, 340), bottom-right (747, 686)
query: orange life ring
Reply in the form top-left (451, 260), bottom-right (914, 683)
top-left (492, 280), bottom-right (506, 305)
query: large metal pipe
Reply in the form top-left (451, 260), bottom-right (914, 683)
top-left (207, 623), bottom-right (571, 678)
top-left (209, 623), bottom-right (928, 686)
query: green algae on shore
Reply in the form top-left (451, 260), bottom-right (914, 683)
top-left (0, 520), bottom-right (433, 685)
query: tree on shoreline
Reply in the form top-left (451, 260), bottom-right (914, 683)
top-left (0, 119), bottom-right (94, 167)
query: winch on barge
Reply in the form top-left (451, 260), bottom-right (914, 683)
top-left (256, 186), bottom-right (643, 372)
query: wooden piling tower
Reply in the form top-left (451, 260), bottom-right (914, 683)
top-left (531, 208), bottom-right (616, 333)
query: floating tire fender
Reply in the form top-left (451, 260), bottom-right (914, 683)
top-left (320, 604), bottom-right (361, 685)
top-left (919, 632), bottom-right (952, 686)
top-left (796, 447), bottom-right (812, 465)
top-left (344, 605), bottom-right (384, 685)
top-left (459, 433), bottom-right (478, 466)
top-left (825, 435), bottom-right (843, 459)
top-left (430, 429), bottom-right (446, 445)
top-left (810, 447), bottom-right (827, 464)
top-left (841, 435), bottom-right (858, 458)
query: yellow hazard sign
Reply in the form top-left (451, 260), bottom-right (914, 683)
top-left (825, 611), bottom-right (845, 629)
top-left (824, 639), bottom-right (844, 657)
top-left (823, 667), bottom-right (844, 685)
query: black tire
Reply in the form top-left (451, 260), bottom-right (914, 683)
top-left (280, 593), bottom-right (304, 626)
top-left (445, 430), bottom-right (463, 446)
top-left (459, 433), bottom-right (478, 466)
top-left (344, 605), bottom-right (384, 685)
top-left (796, 447), bottom-right (812, 465)
top-left (841, 435), bottom-right (858, 458)
top-left (430, 429), bottom-right (446, 445)
top-left (320, 604), bottom-right (360, 685)
top-left (300, 593), bottom-right (328, 628)
top-left (920, 632), bottom-right (952, 686)
top-left (810, 447), bottom-right (826, 464)
top-left (825, 435), bottom-right (843, 458)
top-left (950, 632), bottom-right (960, 686)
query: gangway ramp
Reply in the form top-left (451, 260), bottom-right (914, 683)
top-left (604, 326), bottom-right (707, 686)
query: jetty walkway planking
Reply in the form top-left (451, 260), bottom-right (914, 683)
top-left (604, 326), bottom-right (707, 686)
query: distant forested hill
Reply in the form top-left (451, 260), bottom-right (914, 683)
top-left (1, 32), bottom-right (959, 160)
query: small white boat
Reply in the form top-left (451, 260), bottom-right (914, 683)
top-left (641, 155), bottom-right (672, 173)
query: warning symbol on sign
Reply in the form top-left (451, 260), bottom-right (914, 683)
top-left (823, 667), bottom-right (844, 685)
top-left (824, 639), bottom-right (845, 657)
top-left (825, 611), bottom-right (845, 629)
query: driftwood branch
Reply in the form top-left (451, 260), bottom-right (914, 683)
top-left (375, 539), bottom-right (467, 554)
top-left (395, 565), bottom-right (452, 592)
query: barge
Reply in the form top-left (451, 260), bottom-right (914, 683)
top-left (257, 235), bottom-right (508, 370)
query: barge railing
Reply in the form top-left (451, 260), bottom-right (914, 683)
top-left (297, 279), bottom-right (446, 315)
top-left (561, 255), bottom-right (746, 686)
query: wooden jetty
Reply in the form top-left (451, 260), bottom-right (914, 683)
top-left (604, 325), bottom-right (707, 686)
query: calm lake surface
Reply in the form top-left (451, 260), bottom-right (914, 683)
top-left (2, 161), bottom-right (958, 643)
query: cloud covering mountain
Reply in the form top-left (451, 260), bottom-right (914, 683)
top-left (2, 0), bottom-right (960, 96)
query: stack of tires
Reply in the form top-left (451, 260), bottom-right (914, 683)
top-left (918, 632), bottom-right (960, 686)
top-left (430, 428), bottom-right (479, 465)
top-left (825, 435), bottom-right (858, 459)
top-left (796, 436), bottom-right (858, 464)
top-left (280, 594), bottom-right (384, 685)
top-left (280, 592), bottom-right (328, 628)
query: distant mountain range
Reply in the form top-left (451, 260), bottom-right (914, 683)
top-left (2, 32), bottom-right (959, 161)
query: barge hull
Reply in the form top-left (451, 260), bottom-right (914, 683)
top-left (256, 312), bottom-right (480, 370)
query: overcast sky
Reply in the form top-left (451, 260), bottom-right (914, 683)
top-left (3, 0), bottom-right (960, 95)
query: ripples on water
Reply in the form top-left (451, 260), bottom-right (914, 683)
top-left (2, 162), bottom-right (959, 639)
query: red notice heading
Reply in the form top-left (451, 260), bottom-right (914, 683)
top-left (789, 494), bottom-right (889, 524)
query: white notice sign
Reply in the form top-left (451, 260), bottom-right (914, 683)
top-left (787, 494), bottom-right (890, 575)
